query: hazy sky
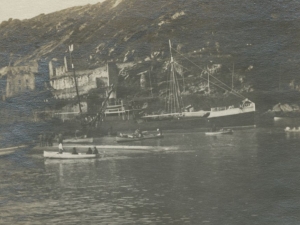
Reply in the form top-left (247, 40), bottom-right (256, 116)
top-left (0, 0), bottom-right (105, 22)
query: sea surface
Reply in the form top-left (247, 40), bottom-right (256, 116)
top-left (0, 128), bottom-right (300, 225)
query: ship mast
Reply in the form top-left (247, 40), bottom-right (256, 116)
top-left (167, 40), bottom-right (182, 114)
top-left (69, 44), bottom-right (82, 114)
top-left (232, 63), bottom-right (234, 91)
top-left (208, 68), bottom-right (210, 94)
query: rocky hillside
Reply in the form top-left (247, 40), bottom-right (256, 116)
top-left (1, 0), bottom-right (300, 92)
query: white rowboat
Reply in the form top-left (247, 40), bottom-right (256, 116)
top-left (63, 138), bottom-right (93, 143)
top-left (43, 151), bottom-right (98, 159)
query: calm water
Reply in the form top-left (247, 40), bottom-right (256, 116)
top-left (1, 128), bottom-right (300, 225)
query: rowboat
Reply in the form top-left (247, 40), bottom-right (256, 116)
top-left (43, 151), bottom-right (98, 159)
top-left (116, 134), bottom-right (164, 143)
top-left (0, 145), bottom-right (27, 156)
top-left (63, 138), bottom-right (93, 143)
top-left (205, 129), bottom-right (233, 136)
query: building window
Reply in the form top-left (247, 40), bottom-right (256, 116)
top-left (26, 79), bottom-right (29, 83)
top-left (26, 86), bottom-right (29, 90)
top-left (18, 80), bottom-right (21, 85)
top-left (18, 87), bottom-right (21, 91)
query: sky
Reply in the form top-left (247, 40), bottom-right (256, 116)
top-left (0, 0), bottom-right (105, 22)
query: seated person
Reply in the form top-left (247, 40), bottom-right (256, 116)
top-left (134, 128), bottom-right (143, 138)
top-left (134, 129), bottom-right (139, 137)
top-left (86, 147), bottom-right (93, 154)
top-left (93, 147), bottom-right (99, 155)
top-left (157, 128), bottom-right (162, 136)
top-left (58, 142), bottom-right (64, 154)
top-left (72, 147), bottom-right (78, 155)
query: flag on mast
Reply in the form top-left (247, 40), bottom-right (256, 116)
top-left (69, 44), bottom-right (74, 52)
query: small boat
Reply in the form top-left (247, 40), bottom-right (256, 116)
top-left (43, 151), bottom-right (98, 159)
top-left (116, 134), bottom-right (164, 143)
top-left (0, 145), bottom-right (27, 156)
top-left (284, 127), bottom-right (300, 133)
top-left (205, 129), bottom-right (233, 136)
top-left (63, 138), bottom-right (93, 143)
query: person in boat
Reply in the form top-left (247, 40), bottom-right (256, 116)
top-left (58, 142), bottom-right (64, 154)
top-left (157, 128), bottom-right (162, 136)
top-left (86, 147), bottom-right (93, 154)
top-left (134, 128), bottom-right (139, 137)
top-left (93, 147), bottom-right (99, 155)
top-left (134, 128), bottom-right (143, 138)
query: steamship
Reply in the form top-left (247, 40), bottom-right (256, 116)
top-left (207, 99), bottom-right (256, 128)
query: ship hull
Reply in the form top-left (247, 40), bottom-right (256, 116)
top-left (207, 111), bottom-right (255, 128)
top-left (91, 111), bottom-right (255, 135)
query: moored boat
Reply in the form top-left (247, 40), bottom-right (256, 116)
top-left (207, 99), bottom-right (255, 127)
top-left (205, 129), bottom-right (233, 136)
top-left (116, 134), bottom-right (163, 143)
top-left (43, 151), bottom-right (98, 159)
top-left (63, 138), bottom-right (93, 143)
top-left (140, 40), bottom-right (208, 125)
top-left (139, 41), bottom-right (255, 129)
top-left (284, 127), bottom-right (300, 133)
top-left (0, 145), bottom-right (27, 156)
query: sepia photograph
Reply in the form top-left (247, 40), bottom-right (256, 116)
top-left (0, 0), bottom-right (299, 224)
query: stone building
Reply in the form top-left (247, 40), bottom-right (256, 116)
top-left (48, 58), bottom-right (119, 100)
top-left (0, 60), bottom-right (48, 99)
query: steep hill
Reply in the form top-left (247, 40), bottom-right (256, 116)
top-left (1, 0), bottom-right (300, 91)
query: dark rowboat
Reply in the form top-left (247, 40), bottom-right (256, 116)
top-left (205, 129), bottom-right (233, 136)
top-left (0, 145), bottom-right (27, 156)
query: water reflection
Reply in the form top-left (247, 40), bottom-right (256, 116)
top-left (0, 128), bottom-right (299, 224)
top-left (285, 131), bottom-right (300, 140)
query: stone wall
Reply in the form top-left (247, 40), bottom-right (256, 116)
top-left (54, 102), bottom-right (88, 121)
